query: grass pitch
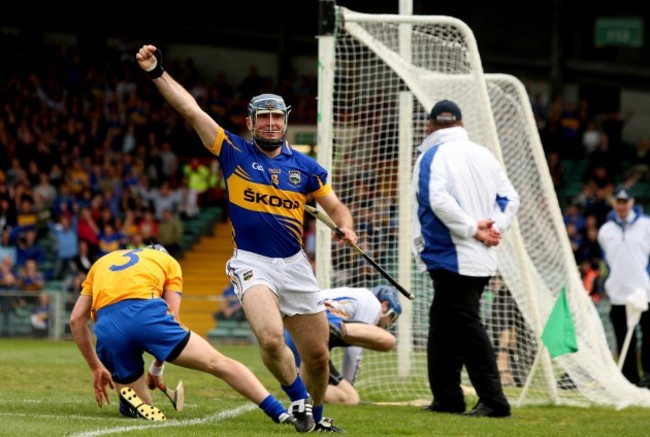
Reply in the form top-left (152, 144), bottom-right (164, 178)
top-left (1, 338), bottom-right (649, 436)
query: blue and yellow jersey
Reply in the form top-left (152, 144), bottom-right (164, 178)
top-left (81, 248), bottom-right (183, 321)
top-left (206, 127), bottom-right (332, 258)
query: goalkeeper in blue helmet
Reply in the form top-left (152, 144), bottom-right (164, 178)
top-left (285, 285), bottom-right (402, 404)
top-left (136, 44), bottom-right (358, 432)
top-left (69, 245), bottom-right (293, 425)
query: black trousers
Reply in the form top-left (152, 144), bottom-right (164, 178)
top-left (427, 269), bottom-right (510, 411)
top-left (610, 304), bottom-right (650, 384)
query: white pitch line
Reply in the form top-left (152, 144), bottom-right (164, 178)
top-left (68, 403), bottom-right (256, 437)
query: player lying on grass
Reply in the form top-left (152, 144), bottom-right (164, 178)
top-left (69, 244), bottom-right (294, 426)
top-left (286, 285), bottom-right (402, 404)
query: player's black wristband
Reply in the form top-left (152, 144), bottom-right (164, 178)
top-left (147, 49), bottom-right (165, 79)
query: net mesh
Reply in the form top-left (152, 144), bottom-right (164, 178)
top-left (319, 7), bottom-right (650, 408)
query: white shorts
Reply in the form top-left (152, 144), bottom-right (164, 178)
top-left (225, 249), bottom-right (324, 317)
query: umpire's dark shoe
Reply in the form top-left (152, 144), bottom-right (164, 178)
top-left (463, 402), bottom-right (511, 418)
top-left (422, 401), bottom-right (465, 414)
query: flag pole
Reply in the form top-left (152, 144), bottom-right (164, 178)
top-left (517, 335), bottom-right (560, 406)
top-left (618, 327), bottom-right (635, 370)
top-left (617, 289), bottom-right (648, 370)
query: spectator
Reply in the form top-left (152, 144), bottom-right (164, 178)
top-left (52, 183), bottom-right (76, 221)
top-left (547, 151), bottom-right (564, 191)
top-left (16, 259), bottom-right (45, 292)
top-left (207, 159), bottom-right (228, 221)
top-left (146, 181), bottom-right (181, 221)
top-left (33, 172), bottom-right (57, 212)
top-left (119, 209), bottom-right (140, 242)
top-left (48, 214), bottom-right (79, 280)
top-left (576, 225), bottom-right (601, 265)
top-left (0, 226), bottom-right (17, 266)
top-left (64, 240), bottom-right (95, 305)
top-left (566, 222), bottom-right (583, 263)
top-left (0, 256), bottom-right (17, 289)
top-left (558, 100), bottom-right (582, 160)
top-left (48, 163), bottom-right (66, 190)
top-left (137, 207), bottom-right (159, 243)
top-left (213, 283), bottom-right (245, 323)
top-left (77, 206), bottom-right (100, 257)
top-left (0, 196), bottom-right (17, 232)
top-left (597, 186), bottom-right (650, 387)
top-left (66, 158), bottom-right (90, 196)
top-left (97, 222), bottom-right (122, 257)
top-left (14, 196), bottom-right (40, 237)
top-left (15, 229), bottom-right (47, 269)
top-left (157, 209), bottom-right (183, 259)
top-left (581, 120), bottom-right (601, 159)
top-left (583, 186), bottom-right (612, 228)
top-left (580, 259), bottom-right (603, 304)
top-left (126, 231), bottom-right (148, 251)
top-left (0, 257), bottom-right (21, 336)
top-left (30, 292), bottom-right (50, 337)
top-left (584, 164), bottom-right (615, 192)
top-left (588, 134), bottom-right (617, 182)
top-left (159, 140), bottom-right (179, 185)
top-left (182, 158), bottom-right (213, 218)
top-left (563, 203), bottom-right (586, 234)
top-left (175, 180), bottom-right (197, 221)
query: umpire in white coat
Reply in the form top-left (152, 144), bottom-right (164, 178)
top-left (411, 100), bottom-right (520, 418)
top-left (597, 185), bottom-right (650, 386)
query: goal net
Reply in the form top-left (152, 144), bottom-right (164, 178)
top-left (316, 5), bottom-right (650, 408)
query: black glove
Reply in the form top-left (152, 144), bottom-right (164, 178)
top-left (147, 48), bottom-right (165, 79)
top-left (328, 321), bottom-right (350, 348)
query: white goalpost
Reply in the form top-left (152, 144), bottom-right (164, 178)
top-left (316, 2), bottom-right (650, 408)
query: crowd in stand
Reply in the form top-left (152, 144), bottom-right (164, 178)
top-left (0, 31), bottom-right (318, 337)
top-left (1, 30), bottom-right (648, 338)
top-left (535, 93), bottom-right (650, 305)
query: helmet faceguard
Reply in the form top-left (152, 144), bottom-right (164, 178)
top-left (247, 94), bottom-right (292, 151)
top-left (372, 285), bottom-right (402, 328)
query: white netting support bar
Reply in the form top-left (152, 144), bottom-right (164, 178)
top-left (316, 28), bottom-right (335, 289)
top-left (397, 91), bottom-right (414, 378)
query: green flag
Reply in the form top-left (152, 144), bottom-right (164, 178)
top-left (541, 287), bottom-right (578, 358)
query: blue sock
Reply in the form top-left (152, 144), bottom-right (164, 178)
top-left (259, 394), bottom-right (288, 423)
top-left (313, 403), bottom-right (323, 423)
top-left (281, 375), bottom-right (309, 402)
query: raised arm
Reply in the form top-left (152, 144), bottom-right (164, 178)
top-left (135, 44), bottom-right (218, 149)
